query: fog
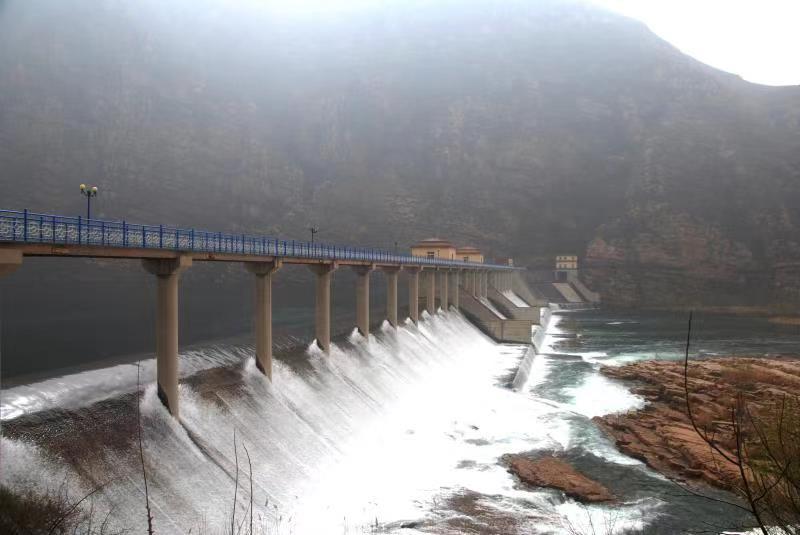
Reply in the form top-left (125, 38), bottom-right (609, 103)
top-left (2, 0), bottom-right (799, 378)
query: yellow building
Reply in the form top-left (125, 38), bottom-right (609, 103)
top-left (411, 238), bottom-right (457, 260)
top-left (456, 246), bottom-right (484, 263)
top-left (555, 255), bottom-right (578, 270)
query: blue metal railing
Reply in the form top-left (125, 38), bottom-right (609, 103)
top-left (0, 209), bottom-right (518, 270)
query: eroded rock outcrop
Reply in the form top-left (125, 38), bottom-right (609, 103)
top-left (505, 455), bottom-right (614, 503)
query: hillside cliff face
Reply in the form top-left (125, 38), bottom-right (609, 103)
top-left (1, 0), bottom-right (799, 314)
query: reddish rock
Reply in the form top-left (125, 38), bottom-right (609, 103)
top-left (506, 455), bottom-right (614, 503)
top-left (595, 356), bottom-right (800, 491)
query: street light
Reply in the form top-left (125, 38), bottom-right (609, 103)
top-left (309, 226), bottom-right (319, 243)
top-left (80, 184), bottom-right (99, 219)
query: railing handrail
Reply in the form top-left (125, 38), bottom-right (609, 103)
top-left (0, 209), bottom-right (521, 270)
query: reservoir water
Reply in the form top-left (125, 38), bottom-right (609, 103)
top-left (2, 308), bottom-right (799, 533)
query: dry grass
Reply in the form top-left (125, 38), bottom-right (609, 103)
top-left (0, 484), bottom-right (121, 535)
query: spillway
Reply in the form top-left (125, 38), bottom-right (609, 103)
top-left (3, 309), bottom-right (750, 534)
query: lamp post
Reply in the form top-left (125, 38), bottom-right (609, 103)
top-left (80, 184), bottom-right (99, 219)
top-left (309, 226), bottom-right (319, 243)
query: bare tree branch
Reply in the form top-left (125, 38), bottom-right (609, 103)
top-left (137, 363), bottom-right (155, 535)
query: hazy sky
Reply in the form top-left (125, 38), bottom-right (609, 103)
top-left (590, 0), bottom-right (800, 86)
top-left (258, 0), bottom-right (800, 87)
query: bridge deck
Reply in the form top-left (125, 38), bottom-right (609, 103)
top-left (0, 209), bottom-right (516, 270)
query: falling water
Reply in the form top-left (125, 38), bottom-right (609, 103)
top-left (1, 309), bottom-right (765, 533)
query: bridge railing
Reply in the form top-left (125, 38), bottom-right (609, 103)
top-left (0, 209), bottom-right (518, 270)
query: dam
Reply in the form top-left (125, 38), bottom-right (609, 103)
top-left (0, 208), bottom-right (529, 419)
top-left (2, 208), bottom-right (762, 534)
top-left (5, 303), bottom-right (786, 533)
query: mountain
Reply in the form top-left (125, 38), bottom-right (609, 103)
top-left (1, 0), bottom-right (799, 374)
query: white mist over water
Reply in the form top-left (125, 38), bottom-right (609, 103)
top-left (2, 310), bottom-right (655, 534)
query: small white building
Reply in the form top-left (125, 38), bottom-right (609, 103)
top-left (554, 255), bottom-right (578, 282)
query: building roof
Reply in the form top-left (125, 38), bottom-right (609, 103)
top-left (412, 238), bottom-right (455, 248)
top-left (456, 246), bottom-right (482, 254)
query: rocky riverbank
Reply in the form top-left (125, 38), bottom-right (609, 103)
top-left (595, 356), bottom-right (800, 491)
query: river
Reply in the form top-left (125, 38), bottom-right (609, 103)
top-left (2, 307), bottom-right (799, 533)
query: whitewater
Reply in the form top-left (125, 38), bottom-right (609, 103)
top-left (0, 309), bottom-right (746, 533)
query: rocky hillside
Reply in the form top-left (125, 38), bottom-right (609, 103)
top-left (0, 0), bottom-right (799, 372)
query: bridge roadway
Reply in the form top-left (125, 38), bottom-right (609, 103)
top-left (0, 209), bottom-right (519, 418)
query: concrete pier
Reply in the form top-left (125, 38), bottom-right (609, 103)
top-left (450, 270), bottom-right (460, 309)
top-left (499, 272), bottom-right (511, 291)
top-left (352, 265), bottom-right (374, 337)
top-left (1, 208), bottom-right (525, 424)
top-left (0, 249), bottom-right (22, 277)
top-left (246, 261), bottom-right (282, 379)
top-left (407, 268), bottom-right (420, 323)
top-left (439, 271), bottom-right (449, 311)
top-left (381, 267), bottom-right (400, 327)
top-left (309, 263), bottom-right (337, 352)
top-left (142, 255), bottom-right (192, 418)
top-left (425, 269), bottom-right (436, 313)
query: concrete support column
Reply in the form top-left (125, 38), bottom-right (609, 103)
top-left (0, 249), bottom-right (22, 277)
top-left (450, 271), bottom-right (460, 309)
top-left (470, 271), bottom-right (479, 297)
top-left (425, 269), bottom-right (436, 314)
top-left (352, 265), bottom-right (374, 337)
top-left (381, 267), bottom-right (401, 327)
top-left (143, 255), bottom-right (192, 418)
top-left (439, 271), bottom-right (449, 311)
top-left (246, 260), bottom-right (282, 379)
top-left (480, 272), bottom-right (488, 298)
top-left (309, 263), bottom-right (337, 352)
top-left (407, 268), bottom-right (420, 323)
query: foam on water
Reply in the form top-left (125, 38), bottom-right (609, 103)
top-left (2, 310), bottom-right (664, 534)
top-left (563, 373), bottom-right (645, 419)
